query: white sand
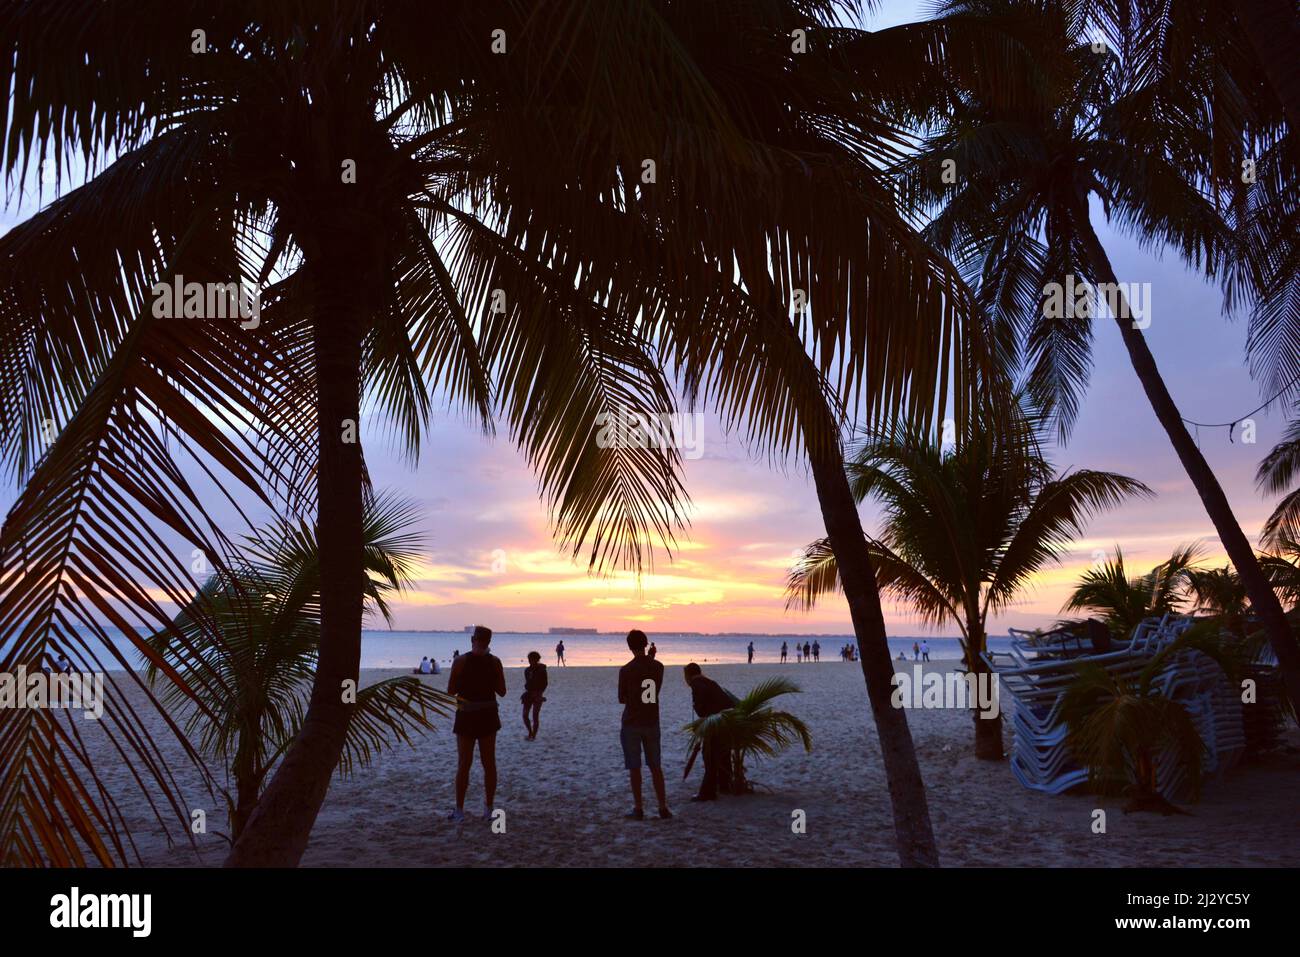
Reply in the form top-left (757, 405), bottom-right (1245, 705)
top-left (87, 662), bottom-right (1300, 867)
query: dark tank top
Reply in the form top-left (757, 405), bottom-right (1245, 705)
top-left (458, 652), bottom-right (499, 703)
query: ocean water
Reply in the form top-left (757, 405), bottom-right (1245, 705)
top-left (365, 630), bottom-right (1007, 668)
top-left (25, 628), bottom-right (1012, 670)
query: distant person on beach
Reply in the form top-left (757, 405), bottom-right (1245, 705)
top-left (921, 640), bottom-right (930, 662)
top-left (796, 644), bottom-right (802, 663)
top-left (648, 641), bottom-right (657, 659)
top-left (812, 640), bottom-right (820, 662)
top-left (446, 626), bottom-right (506, 823)
top-left (417, 656), bottom-right (433, 674)
top-left (803, 641), bottom-right (811, 663)
top-left (780, 641), bottom-right (788, 663)
top-left (747, 641), bottom-right (754, 664)
top-left (912, 642), bottom-right (920, 661)
top-left (555, 640), bottom-right (566, 667)
top-left (617, 630), bottom-right (672, 821)
top-left (521, 651), bottom-right (548, 740)
top-left (430, 655), bottom-right (441, 675)
top-left (684, 662), bottom-right (734, 801)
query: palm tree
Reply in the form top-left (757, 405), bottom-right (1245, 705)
top-left (683, 678), bottom-right (812, 795)
top-left (0, 3), bottom-right (986, 867)
top-left (1062, 632), bottom-right (1235, 813)
top-left (788, 398), bottom-right (1148, 757)
top-left (1062, 545), bottom-right (1201, 641)
top-left (1258, 412), bottom-right (1300, 547)
top-left (895, 0), bottom-right (1300, 715)
top-left (146, 493), bottom-right (455, 841)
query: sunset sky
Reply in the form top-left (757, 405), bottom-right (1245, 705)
top-left (1, 1), bottom-right (1292, 639)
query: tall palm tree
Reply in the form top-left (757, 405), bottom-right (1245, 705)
top-left (788, 399), bottom-right (1148, 757)
top-left (147, 493), bottom-right (455, 841)
top-left (894, 0), bottom-right (1300, 715)
top-left (1062, 544), bottom-right (1201, 640)
top-left (1, 2), bottom-right (986, 867)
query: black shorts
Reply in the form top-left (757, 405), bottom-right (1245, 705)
top-left (453, 707), bottom-right (501, 738)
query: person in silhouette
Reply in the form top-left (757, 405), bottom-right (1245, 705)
top-left (521, 650), bottom-right (548, 740)
top-left (812, 640), bottom-right (820, 662)
top-left (618, 630), bottom-right (671, 820)
top-left (555, 640), bottom-right (566, 667)
top-left (747, 641), bottom-right (754, 664)
top-left (684, 662), bottom-right (734, 801)
top-left (780, 641), bottom-right (788, 663)
top-left (446, 626), bottom-right (506, 823)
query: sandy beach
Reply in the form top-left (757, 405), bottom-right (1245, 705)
top-left (94, 661), bottom-right (1300, 868)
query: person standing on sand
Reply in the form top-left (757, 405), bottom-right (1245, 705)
top-left (648, 640), bottom-right (657, 659)
top-left (803, 641), bottom-right (811, 663)
top-left (555, 640), bottom-right (566, 667)
top-left (618, 630), bottom-right (672, 821)
top-left (812, 640), bottom-right (820, 662)
top-left (747, 641), bottom-right (754, 664)
top-left (780, 641), bottom-right (788, 663)
top-left (921, 640), bottom-right (930, 662)
top-left (912, 641), bottom-right (920, 661)
top-left (521, 651), bottom-right (548, 740)
top-left (446, 626), bottom-right (506, 823)
top-left (684, 662), bottom-right (734, 801)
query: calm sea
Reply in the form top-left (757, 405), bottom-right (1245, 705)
top-left (55, 628), bottom-right (1014, 669)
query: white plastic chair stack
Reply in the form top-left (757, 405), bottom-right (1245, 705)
top-left (986, 616), bottom-right (1241, 798)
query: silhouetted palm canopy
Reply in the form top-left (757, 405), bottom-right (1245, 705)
top-left (146, 492), bottom-right (456, 842)
top-left (788, 398), bottom-right (1148, 662)
top-left (0, 2), bottom-right (985, 865)
top-left (1259, 413), bottom-right (1300, 546)
top-left (1062, 544), bottom-right (1202, 640)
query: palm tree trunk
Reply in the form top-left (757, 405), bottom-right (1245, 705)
top-left (1078, 221), bottom-right (1300, 719)
top-left (966, 622), bottom-right (1003, 760)
top-left (224, 254), bottom-right (367, 867)
top-left (803, 404), bottom-right (939, 866)
top-left (1232, 0), bottom-right (1300, 129)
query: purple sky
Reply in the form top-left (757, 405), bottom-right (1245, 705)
top-left (2, 0), bottom-right (1292, 637)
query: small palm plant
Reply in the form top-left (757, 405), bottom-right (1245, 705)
top-left (1061, 634), bottom-right (1237, 815)
top-left (1061, 545), bottom-right (1202, 642)
top-left (683, 678), bottom-right (812, 795)
top-left (146, 493), bottom-right (455, 841)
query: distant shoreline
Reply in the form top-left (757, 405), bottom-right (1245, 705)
top-left (361, 629), bottom-right (979, 639)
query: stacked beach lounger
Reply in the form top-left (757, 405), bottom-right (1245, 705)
top-left (984, 615), bottom-right (1245, 798)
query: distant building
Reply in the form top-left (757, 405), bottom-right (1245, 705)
top-left (548, 627), bottom-right (598, 635)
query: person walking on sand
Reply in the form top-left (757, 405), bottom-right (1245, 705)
top-left (521, 651), bottom-right (548, 740)
top-left (555, 640), bottom-right (566, 667)
top-left (446, 626), bottom-right (506, 823)
top-left (780, 641), bottom-right (788, 663)
top-left (747, 641), bottom-right (754, 664)
top-left (921, 640), bottom-right (930, 662)
top-left (684, 662), bottom-right (734, 801)
top-left (618, 630), bottom-right (672, 821)
top-left (812, 640), bottom-right (820, 662)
